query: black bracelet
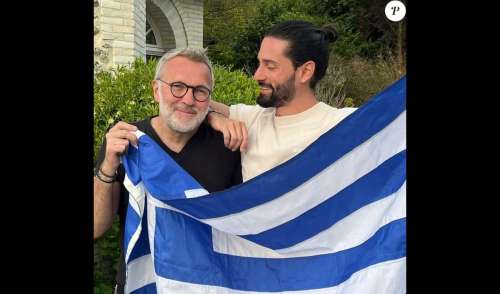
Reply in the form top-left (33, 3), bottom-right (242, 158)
top-left (95, 169), bottom-right (115, 184)
top-left (99, 166), bottom-right (117, 179)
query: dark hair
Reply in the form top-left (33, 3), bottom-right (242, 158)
top-left (265, 20), bottom-right (338, 89)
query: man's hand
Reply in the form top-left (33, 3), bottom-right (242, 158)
top-left (101, 121), bottom-right (138, 174)
top-left (207, 112), bottom-right (248, 152)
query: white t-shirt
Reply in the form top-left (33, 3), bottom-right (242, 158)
top-left (229, 102), bottom-right (357, 181)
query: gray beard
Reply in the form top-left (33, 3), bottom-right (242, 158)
top-left (158, 90), bottom-right (208, 133)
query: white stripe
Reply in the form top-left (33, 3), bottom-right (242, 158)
top-left (201, 111), bottom-right (406, 235)
top-left (123, 176), bottom-right (146, 263)
top-left (150, 258), bottom-right (405, 293)
top-left (125, 254), bottom-right (156, 294)
top-left (147, 191), bottom-right (198, 217)
top-left (278, 182), bottom-right (406, 255)
top-left (131, 130), bottom-right (146, 148)
top-left (185, 188), bottom-right (210, 198)
top-left (123, 176), bottom-right (146, 215)
top-left (147, 192), bottom-right (157, 277)
top-left (125, 193), bottom-right (159, 293)
top-left (212, 182), bottom-right (406, 258)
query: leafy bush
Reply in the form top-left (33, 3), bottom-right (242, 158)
top-left (93, 57), bottom-right (259, 291)
top-left (316, 53), bottom-right (405, 108)
top-left (213, 64), bottom-right (259, 105)
top-left (94, 58), bottom-right (158, 159)
top-left (94, 60), bottom-right (259, 158)
top-left (341, 52), bottom-right (405, 106)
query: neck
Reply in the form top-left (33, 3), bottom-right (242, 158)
top-left (275, 87), bottom-right (318, 116)
top-left (151, 116), bottom-right (197, 153)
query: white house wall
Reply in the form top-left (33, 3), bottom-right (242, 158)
top-left (94, 0), bottom-right (203, 71)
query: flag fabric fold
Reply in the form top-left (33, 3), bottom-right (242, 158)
top-left (122, 76), bottom-right (406, 294)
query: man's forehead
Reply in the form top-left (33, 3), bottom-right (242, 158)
top-left (164, 56), bottom-right (207, 71)
top-left (258, 37), bottom-right (290, 62)
top-left (163, 56), bottom-right (211, 85)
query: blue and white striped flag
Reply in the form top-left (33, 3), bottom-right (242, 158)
top-left (122, 76), bottom-right (406, 293)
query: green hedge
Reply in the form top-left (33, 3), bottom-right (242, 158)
top-left (93, 58), bottom-right (258, 292)
top-left (94, 59), bottom-right (259, 159)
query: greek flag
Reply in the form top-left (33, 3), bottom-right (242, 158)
top-left (122, 76), bottom-right (406, 293)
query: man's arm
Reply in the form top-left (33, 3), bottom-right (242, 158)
top-left (210, 100), bottom-right (230, 117)
top-left (94, 174), bottom-right (120, 239)
top-left (207, 101), bottom-right (248, 152)
top-left (93, 122), bottom-right (138, 239)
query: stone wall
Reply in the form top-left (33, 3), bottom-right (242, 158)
top-left (94, 0), bottom-right (203, 71)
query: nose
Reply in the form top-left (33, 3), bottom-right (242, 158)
top-left (253, 65), bottom-right (265, 81)
top-left (180, 88), bottom-right (196, 105)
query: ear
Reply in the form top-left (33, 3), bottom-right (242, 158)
top-left (151, 80), bottom-right (160, 103)
top-left (297, 61), bottom-right (315, 85)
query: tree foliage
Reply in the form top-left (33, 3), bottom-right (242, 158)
top-left (204, 0), bottom-right (406, 71)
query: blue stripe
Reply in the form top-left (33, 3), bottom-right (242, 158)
top-left (134, 134), bottom-right (203, 200)
top-left (130, 283), bottom-right (157, 294)
top-left (145, 76), bottom-right (406, 219)
top-left (242, 150), bottom-right (406, 249)
top-left (124, 204), bottom-right (141, 260)
top-left (154, 208), bottom-right (406, 291)
top-left (122, 143), bottom-right (141, 185)
top-left (127, 200), bottom-right (151, 262)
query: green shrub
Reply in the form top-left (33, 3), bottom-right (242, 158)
top-left (212, 64), bottom-right (259, 105)
top-left (94, 60), bottom-right (259, 158)
top-left (93, 57), bottom-right (259, 290)
top-left (342, 53), bottom-right (405, 106)
top-left (94, 58), bottom-right (158, 160)
top-left (316, 53), bottom-right (405, 108)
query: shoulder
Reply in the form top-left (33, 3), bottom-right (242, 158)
top-left (229, 104), bottom-right (274, 127)
top-left (229, 104), bottom-right (271, 118)
top-left (318, 102), bottom-right (357, 118)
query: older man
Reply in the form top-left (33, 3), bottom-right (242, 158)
top-left (93, 48), bottom-right (242, 294)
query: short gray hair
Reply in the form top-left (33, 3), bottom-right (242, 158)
top-left (154, 47), bottom-right (214, 87)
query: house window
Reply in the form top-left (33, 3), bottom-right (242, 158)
top-left (146, 21), bottom-right (157, 45)
top-left (146, 19), bottom-right (165, 59)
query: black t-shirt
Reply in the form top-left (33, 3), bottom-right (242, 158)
top-left (94, 117), bottom-right (242, 290)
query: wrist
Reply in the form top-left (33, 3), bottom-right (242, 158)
top-left (100, 159), bottom-right (118, 176)
top-left (95, 167), bottom-right (116, 184)
top-left (95, 160), bottom-right (118, 184)
top-left (206, 109), bottom-right (218, 123)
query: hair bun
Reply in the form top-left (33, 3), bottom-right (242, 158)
top-left (320, 24), bottom-right (338, 43)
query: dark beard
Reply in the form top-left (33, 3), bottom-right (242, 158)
top-left (256, 76), bottom-right (295, 108)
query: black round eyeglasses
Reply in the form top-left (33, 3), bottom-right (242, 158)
top-left (157, 79), bottom-right (212, 102)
